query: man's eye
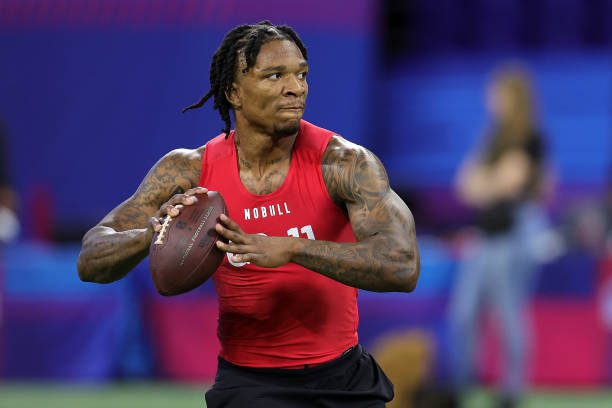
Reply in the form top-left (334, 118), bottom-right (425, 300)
top-left (268, 73), bottom-right (281, 79)
top-left (298, 72), bottom-right (308, 79)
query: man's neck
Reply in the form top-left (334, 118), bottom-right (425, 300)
top-left (233, 126), bottom-right (298, 172)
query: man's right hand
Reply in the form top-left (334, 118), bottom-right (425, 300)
top-left (150, 187), bottom-right (209, 233)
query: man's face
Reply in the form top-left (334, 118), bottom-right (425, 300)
top-left (230, 39), bottom-right (308, 138)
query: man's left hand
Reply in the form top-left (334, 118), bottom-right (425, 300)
top-left (215, 214), bottom-right (296, 268)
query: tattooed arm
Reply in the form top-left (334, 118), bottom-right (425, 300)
top-left (77, 148), bottom-right (203, 283)
top-left (293, 136), bottom-right (419, 292)
top-left (216, 136), bottom-right (419, 292)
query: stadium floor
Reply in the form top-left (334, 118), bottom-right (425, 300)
top-left (0, 382), bottom-right (207, 408)
top-left (0, 383), bottom-right (611, 408)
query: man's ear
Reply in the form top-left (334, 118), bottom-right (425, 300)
top-left (226, 83), bottom-right (241, 111)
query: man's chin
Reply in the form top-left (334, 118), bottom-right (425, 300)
top-left (272, 119), bottom-right (301, 138)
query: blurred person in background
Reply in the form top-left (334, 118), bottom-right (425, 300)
top-left (0, 120), bottom-right (19, 243)
top-left (449, 64), bottom-right (552, 408)
top-left (0, 117), bottom-right (19, 377)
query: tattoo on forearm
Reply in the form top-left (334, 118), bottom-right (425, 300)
top-left (293, 238), bottom-right (417, 291)
top-left (80, 227), bottom-right (150, 283)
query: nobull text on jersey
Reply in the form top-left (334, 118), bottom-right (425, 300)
top-left (243, 202), bottom-right (291, 221)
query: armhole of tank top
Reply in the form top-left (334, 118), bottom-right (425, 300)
top-left (318, 134), bottom-right (347, 213)
top-left (199, 135), bottom-right (233, 188)
top-left (198, 142), bottom-right (209, 187)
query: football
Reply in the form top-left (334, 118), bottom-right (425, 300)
top-left (149, 191), bottom-right (227, 296)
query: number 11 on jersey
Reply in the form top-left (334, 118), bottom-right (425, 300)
top-left (287, 225), bottom-right (315, 240)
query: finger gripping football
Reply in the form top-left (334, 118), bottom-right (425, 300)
top-left (149, 191), bottom-right (227, 296)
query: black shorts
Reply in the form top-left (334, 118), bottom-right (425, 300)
top-left (204, 344), bottom-right (394, 408)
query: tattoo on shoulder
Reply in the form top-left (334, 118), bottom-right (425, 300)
top-left (137, 149), bottom-right (200, 202)
top-left (322, 136), bottom-right (389, 209)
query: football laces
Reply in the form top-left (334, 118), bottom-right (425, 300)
top-left (154, 216), bottom-right (173, 245)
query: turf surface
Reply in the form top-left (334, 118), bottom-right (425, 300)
top-left (0, 383), bottom-right (207, 408)
top-left (0, 383), bottom-right (611, 408)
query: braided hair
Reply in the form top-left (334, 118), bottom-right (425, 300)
top-left (182, 21), bottom-right (308, 137)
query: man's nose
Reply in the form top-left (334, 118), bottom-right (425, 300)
top-left (283, 74), bottom-right (306, 96)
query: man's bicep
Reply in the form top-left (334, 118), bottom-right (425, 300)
top-left (323, 136), bottom-right (389, 203)
top-left (99, 149), bottom-right (200, 231)
top-left (347, 188), bottom-right (414, 242)
top-left (322, 138), bottom-right (393, 240)
top-left (337, 147), bottom-right (414, 244)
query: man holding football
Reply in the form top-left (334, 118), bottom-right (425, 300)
top-left (78, 21), bottom-right (420, 407)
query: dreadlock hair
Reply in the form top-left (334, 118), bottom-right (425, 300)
top-left (181, 21), bottom-right (308, 138)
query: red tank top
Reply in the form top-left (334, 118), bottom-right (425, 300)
top-left (199, 120), bottom-right (359, 368)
